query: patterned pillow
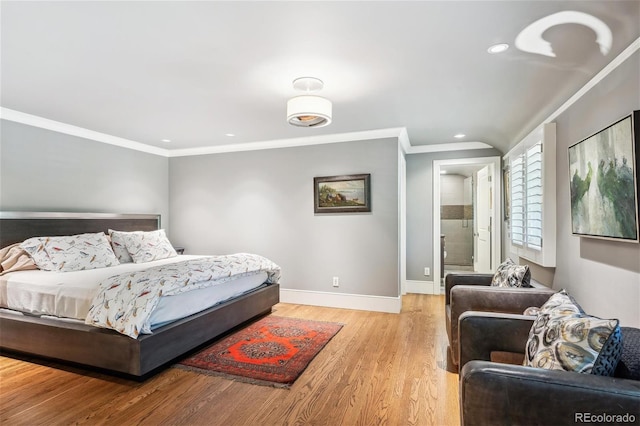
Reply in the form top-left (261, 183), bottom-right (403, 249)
top-left (537, 289), bottom-right (584, 317)
top-left (19, 238), bottom-right (57, 270)
top-left (491, 258), bottom-right (531, 287)
top-left (20, 232), bottom-right (120, 272)
top-left (523, 290), bottom-right (623, 376)
top-left (121, 229), bottom-right (177, 263)
top-left (108, 229), bottom-right (135, 263)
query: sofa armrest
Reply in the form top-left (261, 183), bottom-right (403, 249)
top-left (451, 285), bottom-right (555, 318)
top-left (445, 273), bottom-right (493, 305)
top-left (448, 286), bottom-right (553, 365)
top-left (460, 361), bottom-right (640, 426)
top-left (458, 312), bottom-right (534, 370)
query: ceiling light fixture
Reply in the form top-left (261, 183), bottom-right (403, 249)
top-left (487, 43), bottom-right (509, 54)
top-left (161, 139), bottom-right (171, 143)
top-left (454, 133), bottom-right (466, 139)
top-left (287, 77), bottom-right (332, 128)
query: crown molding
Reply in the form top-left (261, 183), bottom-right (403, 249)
top-left (167, 127), bottom-right (408, 157)
top-left (0, 108), bottom-right (170, 157)
top-left (0, 108), bottom-right (490, 156)
top-left (398, 127), bottom-right (412, 154)
top-left (406, 141), bottom-right (494, 153)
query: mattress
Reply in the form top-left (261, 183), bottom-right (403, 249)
top-left (0, 255), bottom-right (268, 331)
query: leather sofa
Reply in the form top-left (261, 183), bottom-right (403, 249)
top-left (458, 311), bottom-right (640, 426)
top-left (445, 273), bottom-right (555, 367)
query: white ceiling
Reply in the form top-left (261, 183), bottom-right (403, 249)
top-left (1, 1), bottom-right (639, 155)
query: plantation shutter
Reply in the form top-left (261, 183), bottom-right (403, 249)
top-left (510, 156), bottom-right (525, 246)
top-left (510, 143), bottom-right (543, 251)
top-left (526, 143), bottom-right (543, 249)
top-left (506, 122), bottom-right (555, 267)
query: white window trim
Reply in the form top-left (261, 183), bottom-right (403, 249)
top-left (505, 123), bottom-right (556, 267)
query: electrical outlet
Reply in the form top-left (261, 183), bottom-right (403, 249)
top-left (424, 267), bottom-right (430, 276)
top-left (332, 276), bottom-right (340, 287)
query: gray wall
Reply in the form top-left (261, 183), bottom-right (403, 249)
top-left (552, 51), bottom-right (640, 327)
top-left (0, 120), bottom-right (169, 221)
top-left (406, 148), bottom-right (502, 281)
top-left (169, 138), bottom-right (399, 297)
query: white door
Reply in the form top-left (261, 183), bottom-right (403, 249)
top-left (475, 166), bottom-right (492, 273)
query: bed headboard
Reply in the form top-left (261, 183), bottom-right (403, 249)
top-left (0, 212), bottom-right (161, 248)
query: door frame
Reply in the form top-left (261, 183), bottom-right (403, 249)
top-left (433, 156), bottom-right (501, 294)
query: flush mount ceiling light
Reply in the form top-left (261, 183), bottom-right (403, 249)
top-left (287, 77), bottom-right (332, 128)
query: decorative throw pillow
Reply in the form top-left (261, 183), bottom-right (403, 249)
top-left (491, 258), bottom-right (531, 287)
top-left (121, 229), bottom-right (177, 263)
top-left (523, 290), bottom-right (623, 376)
top-left (108, 229), bottom-right (135, 263)
top-left (21, 232), bottom-right (120, 272)
top-left (537, 289), bottom-right (584, 317)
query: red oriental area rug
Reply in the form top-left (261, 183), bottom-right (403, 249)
top-left (175, 316), bottom-right (343, 388)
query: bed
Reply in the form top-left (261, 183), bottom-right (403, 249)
top-left (0, 212), bottom-right (280, 377)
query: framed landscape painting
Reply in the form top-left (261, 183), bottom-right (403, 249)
top-left (314, 174), bottom-right (371, 214)
top-left (568, 111), bottom-right (639, 242)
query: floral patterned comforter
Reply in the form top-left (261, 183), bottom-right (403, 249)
top-left (85, 253), bottom-right (280, 338)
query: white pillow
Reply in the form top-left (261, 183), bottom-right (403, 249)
top-left (121, 229), bottom-right (177, 263)
top-left (108, 229), bottom-right (135, 263)
top-left (21, 232), bottom-right (120, 272)
top-left (19, 238), bottom-right (56, 270)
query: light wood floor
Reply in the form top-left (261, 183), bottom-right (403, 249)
top-left (0, 294), bottom-right (460, 426)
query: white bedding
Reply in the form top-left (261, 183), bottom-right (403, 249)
top-left (0, 255), bottom-right (268, 330)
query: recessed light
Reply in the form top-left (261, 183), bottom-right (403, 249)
top-left (225, 133), bottom-right (236, 137)
top-left (161, 139), bottom-right (171, 143)
top-left (440, 170), bottom-right (447, 175)
top-left (487, 43), bottom-right (509, 54)
top-left (454, 133), bottom-right (466, 139)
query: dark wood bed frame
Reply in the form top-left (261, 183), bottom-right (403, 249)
top-left (0, 212), bottom-right (280, 377)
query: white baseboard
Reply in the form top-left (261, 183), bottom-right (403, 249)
top-left (405, 280), bottom-right (439, 295)
top-left (279, 288), bottom-right (401, 314)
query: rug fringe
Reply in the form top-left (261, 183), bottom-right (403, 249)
top-left (173, 364), bottom-right (292, 389)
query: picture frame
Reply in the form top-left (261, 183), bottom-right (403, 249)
top-left (568, 110), bottom-right (639, 243)
top-left (314, 174), bottom-right (371, 214)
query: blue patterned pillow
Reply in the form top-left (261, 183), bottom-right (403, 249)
top-left (524, 290), bottom-right (623, 376)
top-left (592, 326), bottom-right (624, 376)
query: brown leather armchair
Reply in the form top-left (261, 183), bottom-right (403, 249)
top-left (445, 273), bottom-right (555, 367)
top-left (458, 311), bottom-right (640, 426)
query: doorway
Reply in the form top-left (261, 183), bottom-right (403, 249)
top-left (433, 157), bottom-right (501, 293)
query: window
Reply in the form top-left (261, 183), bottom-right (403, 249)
top-left (511, 143), bottom-right (542, 250)
top-left (510, 155), bottom-right (525, 246)
top-left (506, 123), bottom-right (556, 267)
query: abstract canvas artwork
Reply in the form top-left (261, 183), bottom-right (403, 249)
top-left (568, 111), bottom-right (639, 242)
